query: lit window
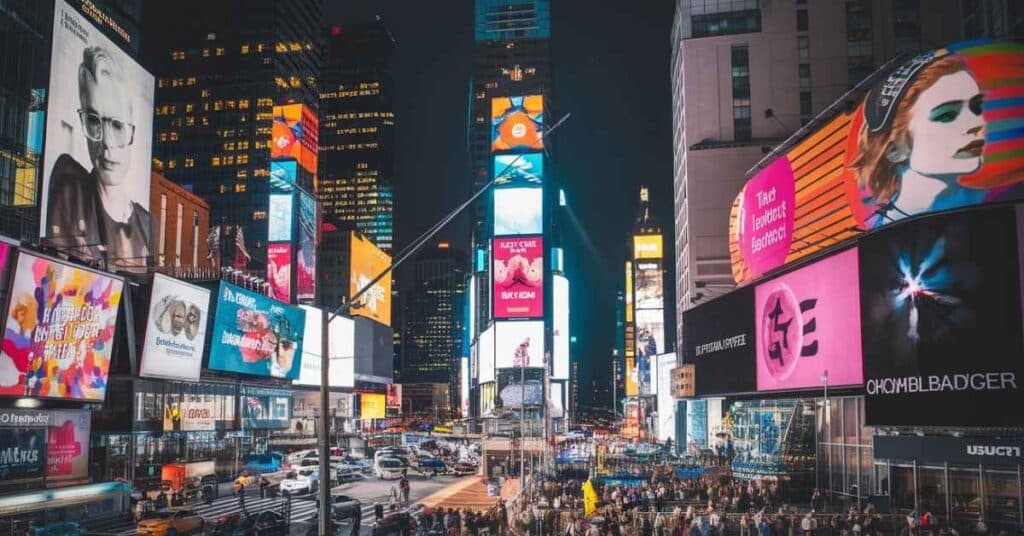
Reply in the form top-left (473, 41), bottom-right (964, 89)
top-left (241, 44), bottom-right (250, 54)
top-left (216, 47), bottom-right (225, 56)
top-left (211, 157), bottom-right (221, 167)
top-left (202, 48), bottom-right (210, 57)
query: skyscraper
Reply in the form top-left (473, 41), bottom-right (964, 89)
top-left (320, 20), bottom-right (396, 253)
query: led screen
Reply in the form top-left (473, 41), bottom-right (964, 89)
top-left (267, 243), bottom-right (292, 303)
top-left (270, 160), bottom-right (297, 191)
top-left (493, 237), bottom-right (543, 318)
top-left (731, 40), bottom-right (1024, 283)
top-left (268, 194), bottom-right (293, 242)
top-left (656, 354), bottom-right (677, 442)
top-left (293, 305), bottom-right (355, 388)
top-left (635, 309), bottom-right (664, 359)
top-left (0, 252), bottom-right (123, 401)
top-left (497, 367), bottom-right (544, 407)
top-left (494, 153), bottom-right (543, 185)
top-left (633, 235), bottom-right (663, 260)
top-left (296, 192), bottom-right (317, 302)
top-left (550, 383), bottom-right (564, 417)
top-left (350, 232), bottom-right (392, 326)
top-left (638, 354), bottom-right (652, 396)
top-left (754, 248), bottom-right (863, 391)
top-left (494, 320), bottom-right (545, 369)
top-left (386, 384), bottom-right (401, 409)
top-left (360, 393), bottom-right (385, 420)
top-left (494, 188), bottom-right (542, 236)
top-left (207, 282), bottom-right (305, 379)
top-left (140, 274), bottom-right (211, 381)
top-left (552, 275), bottom-right (569, 380)
top-left (478, 326), bottom-right (495, 383)
top-left (491, 95), bottom-right (543, 152)
top-left (634, 260), bottom-right (663, 310)
top-left (681, 285), bottom-right (756, 395)
top-left (460, 358), bottom-right (470, 417)
top-left (271, 103), bottom-right (318, 174)
top-left (41, 0), bottom-right (155, 269)
top-left (624, 356), bottom-right (637, 397)
top-left (0, 428), bottom-right (45, 484)
top-left (46, 409), bottom-right (90, 482)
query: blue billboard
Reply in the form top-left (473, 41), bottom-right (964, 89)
top-left (208, 282), bottom-right (305, 379)
top-left (270, 160), bottom-right (297, 191)
top-left (494, 153), bottom-right (543, 186)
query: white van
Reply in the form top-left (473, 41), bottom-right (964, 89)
top-left (374, 457), bottom-right (405, 480)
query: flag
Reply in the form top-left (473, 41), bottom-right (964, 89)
top-left (582, 479), bottom-right (598, 516)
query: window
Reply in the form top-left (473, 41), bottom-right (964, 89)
top-left (731, 45), bottom-right (752, 141)
top-left (799, 64), bottom-right (812, 90)
top-left (846, 1), bottom-right (874, 87)
top-left (797, 9), bottom-right (809, 31)
top-left (949, 467), bottom-right (981, 522)
top-left (691, 9), bottom-right (761, 38)
top-left (800, 92), bottom-right (813, 118)
top-left (985, 470), bottom-right (1020, 526)
top-left (158, 194), bottom-right (167, 266)
top-left (798, 36), bottom-right (809, 60)
top-left (894, 0), bottom-right (920, 52)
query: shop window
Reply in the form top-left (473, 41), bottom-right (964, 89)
top-left (843, 397), bottom-right (859, 444)
top-left (892, 465), bottom-right (916, 511)
top-left (950, 467), bottom-right (981, 522)
top-left (874, 461), bottom-right (890, 496)
top-left (985, 470), bottom-right (1021, 526)
top-left (918, 466), bottom-right (947, 517)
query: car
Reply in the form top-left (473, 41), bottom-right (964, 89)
top-left (280, 467), bottom-right (319, 495)
top-left (336, 465), bottom-right (367, 483)
top-left (415, 455), bottom-right (447, 475)
top-left (374, 457), bottom-right (405, 480)
top-left (232, 510), bottom-right (287, 535)
top-left (315, 493), bottom-right (362, 522)
top-left (452, 461), bottom-right (477, 476)
top-left (136, 508), bottom-right (205, 536)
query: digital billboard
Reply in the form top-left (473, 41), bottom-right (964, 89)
top-left (494, 187), bottom-right (543, 236)
top-left (296, 191), bottom-right (317, 302)
top-left (350, 232), bottom-right (392, 327)
top-left (550, 382), bottom-right (564, 416)
top-left (635, 309), bottom-right (664, 359)
top-left (41, 0), bottom-right (155, 269)
top-left (0, 252), bottom-right (123, 401)
top-left (730, 40), bottom-right (1024, 283)
top-left (755, 248), bottom-right (863, 391)
top-left (353, 317), bottom-right (393, 384)
top-left (267, 243), bottom-right (292, 304)
top-left (634, 260), bottom-right (663, 310)
top-left (162, 394), bottom-right (215, 432)
top-left (270, 160), bottom-right (297, 190)
top-left (271, 103), bottom-right (318, 174)
top-left (637, 354), bottom-right (652, 396)
top-left (681, 285), bottom-right (756, 395)
top-left (494, 153), bottom-right (543, 185)
top-left (491, 95), bottom-right (543, 152)
top-left (478, 325), bottom-right (495, 383)
top-left (268, 194), bottom-right (293, 242)
top-left (493, 237), bottom-right (543, 318)
top-left (624, 356), bottom-right (637, 397)
top-left (656, 353), bottom-right (677, 442)
top-left (140, 274), bottom-right (211, 381)
top-left (293, 305), bottom-right (355, 388)
top-left (497, 367), bottom-right (544, 407)
top-left (386, 384), bottom-right (401, 410)
top-left (207, 282), bottom-right (305, 379)
top-left (360, 393), bottom-right (386, 420)
top-left (0, 428), bottom-right (45, 484)
top-left (495, 321), bottom-right (545, 369)
top-left (552, 274), bottom-right (569, 380)
top-left (861, 207), bottom-right (1024, 426)
top-left (633, 235), bottom-right (663, 260)
top-left (46, 409), bottom-right (90, 482)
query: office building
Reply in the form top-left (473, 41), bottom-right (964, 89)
top-left (150, 171), bottom-right (211, 272)
top-left (319, 21), bottom-right (396, 253)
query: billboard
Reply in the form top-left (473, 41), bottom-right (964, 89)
top-left (293, 306), bottom-right (355, 388)
top-left (478, 325), bottom-right (495, 383)
top-left (0, 428), bottom-right (45, 484)
top-left (296, 191), bottom-right (317, 302)
top-left (491, 95), bottom-right (543, 152)
top-left (638, 354), bottom-right (652, 396)
top-left (0, 252), bottom-right (122, 401)
top-left (635, 309), bottom-right (664, 359)
top-left (46, 409), bottom-right (90, 482)
top-left (140, 274), bottom-right (211, 381)
top-left (207, 282), bottom-right (305, 379)
top-left (494, 188), bottom-right (543, 236)
top-left (270, 160), bottom-right (297, 190)
top-left (267, 243), bottom-right (292, 303)
top-left (162, 394), bottom-right (214, 432)
top-left (493, 237), bottom-right (543, 318)
top-left (634, 260), bottom-right (663, 310)
top-left (271, 103), bottom-right (318, 174)
top-left (633, 235), bottom-right (663, 260)
top-left (495, 320), bottom-right (545, 369)
top-left (353, 317), bottom-right (393, 384)
top-left (360, 393), bottom-right (385, 420)
top-left (386, 384), bottom-right (401, 409)
top-left (494, 153), bottom-right (543, 185)
top-left (350, 232), bottom-right (392, 327)
top-left (552, 274), bottom-right (569, 380)
top-left (41, 0), bottom-right (155, 269)
top-left (624, 356), bottom-right (637, 397)
top-left (268, 194), bottom-right (293, 242)
top-left (755, 248), bottom-right (863, 391)
top-left (681, 285), bottom-right (756, 395)
top-left (497, 367), bottom-right (544, 407)
top-left (656, 353), bottom-right (677, 443)
top-left (730, 40), bottom-right (1024, 283)
top-left (861, 207), bottom-right (1024, 426)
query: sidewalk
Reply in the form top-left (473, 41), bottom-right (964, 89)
top-left (418, 476), bottom-right (500, 511)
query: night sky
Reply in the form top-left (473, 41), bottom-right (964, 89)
top-left (329, 1), bottom-right (677, 409)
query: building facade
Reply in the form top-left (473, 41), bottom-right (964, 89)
top-left (149, 171), bottom-right (211, 272)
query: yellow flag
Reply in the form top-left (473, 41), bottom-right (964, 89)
top-left (582, 479), bottom-right (598, 516)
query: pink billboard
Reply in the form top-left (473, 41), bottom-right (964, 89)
top-left (493, 237), bottom-right (543, 318)
top-left (736, 158), bottom-right (795, 279)
top-left (267, 243), bottom-right (292, 304)
top-left (755, 247), bottom-right (862, 391)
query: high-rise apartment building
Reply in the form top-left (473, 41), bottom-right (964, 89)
top-left (144, 0), bottom-right (323, 270)
top-left (670, 0), bottom-right (964, 346)
top-left (320, 21), bottom-right (396, 253)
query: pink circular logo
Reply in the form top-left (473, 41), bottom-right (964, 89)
top-left (737, 158), bottom-right (796, 277)
top-left (760, 283), bottom-right (802, 382)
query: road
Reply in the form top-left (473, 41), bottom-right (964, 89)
top-left (87, 473), bottom-right (471, 535)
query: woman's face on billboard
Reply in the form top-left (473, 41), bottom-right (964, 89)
top-left (907, 70), bottom-right (984, 177)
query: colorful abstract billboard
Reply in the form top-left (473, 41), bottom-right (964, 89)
top-left (634, 260), bottom-right (663, 310)
top-left (494, 153), bottom-right (543, 185)
top-left (491, 95), bottom-right (543, 152)
top-left (494, 187), bottom-right (543, 236)
top-left (494, 320), bottom-right (545, 369)
top-left (493, 237), bottom-right (544, 318)
top-left (635, 309), bottom-right (664, 359)
top-left (271, 103), bottom-right (318, 174)
top-left (267, 243), bottom-right (292, 304)
top-left (360, 393), bottom-right (386, 420)
top-left (41, 0), bottom-right (155, 269)
top-left (633, 235), bottom-right (663, 260)
top-left (140, 274), bottom-right (211, 381)
top-left (349, 233), bottom-right (392, 327)
top-left (268, 194), bottom-right (293, 242)
top-left (0, 253), bottom-right (123, 401)
top-left (296, 191), bottom-right (317, 302)
top-left (754, 248), bottom-right (863, 391)
top-left (208, 282), bottom-right (305, 379)
top-left (731, 40), bottom-right (1024, 283)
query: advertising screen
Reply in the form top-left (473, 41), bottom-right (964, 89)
top-left (633, 235), bottom-right (663, 260)
top-left (271, 103), bottom-right (318, 174)
top-left (624, 356), bottom-right (637, 397)
top-left (267, 243), bottom-right (292, 304)
top-left (635, 309), bottom-right (664, 359)
top-left (0, 428), bottom-right (45, 484)
top-left (46, 409), bottom-right (90, 482)
top-left (268, 194), bottom-right (293, 242)
top-left (41, 0), bottom-right (155, 269)
top-left (656, 353), bottom-right (677, 442)
top-left (270, 160), bottom-right (297, 190)
top-left (494, 153), bottom-right (543, 185)
top-left (634, 260), bottom-right (664, 310)
top-left (552, 275), bottom-right (569, 380)
top-left (207, 282), bottom-right (305, 379)
top-left (755, 248), bottom-right (863, 391)
top-left (241, 387), bottom-right (291, 429)
top-left (682, 285), bottom-right (756, 395)
top-left (350, 232), bottom-right (392, 326)
top-left (491, 95), bottom-right (543, 152)
top-left (494, 188), bottom-right (543, 236)
top-left (353, 317), bottom-right (393, 384)
top-left (478, 326), bottom-right (495, 383)
top-left (162, 394), bottom-right (215, 432)
top-left (493, 237), bottom-right (543, 318)
top-left (460, 357), bottom-right (470, 417)
top-left (730, 40), bottom-right (1024, 283)
top-left (497, 368), bottom-right (544, 407)
top-left (386, 384), bottom-right (401, 409)
top-left (638, 354), bottom-right (652, 396)
top-left (550, 382), bottom-right (564, 416)
top-left (861, 207), bottom-right (1024, 426)
top-left (360, 393), bottom-right (385, 420)
top-left (495, 320), bottom-right (545, 369)
top-left (0, 252), bottom-right (123, 401)
top-left (624, 261), bottom-right (634, 323)
top-left (296, 192), bottom-right (317, 302)
top-left (293, 306), bottom-right (355, 388)
top-left (140, 274), bottom-right (211, 381)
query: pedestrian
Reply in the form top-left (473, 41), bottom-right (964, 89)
top-left (351, 509), bottom-right (361, 536)
top-left (400, 474), bottom-right (411, 505)
top-left (375, 502), bottom-right (385, 524)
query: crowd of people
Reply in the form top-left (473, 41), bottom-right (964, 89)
top-left (418, 503), bottom-right (509, 535)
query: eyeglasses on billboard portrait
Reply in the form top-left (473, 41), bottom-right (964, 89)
top-left (78, 109), bottom-right (135, 147)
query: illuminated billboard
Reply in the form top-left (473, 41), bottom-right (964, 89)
top-left (497, 368), bottom-right (544, 407)
top-left (41, 0), bottom-right (155, 269)
top-left (730, 40), bottom-right (1024, 283)
top-left (624, 356), bottom-right (638, 397)
top-left (493, 237), bottom-right (543, 318)
top-left (552, 274), bottom-right (569, 380)
top-left (268, 194), bottom-right (293, 242)
top-left (296, 192), bottom-right (317, 302)
top-left (267, 243), bottom-right (292, 303)
top-left (386, 384), bottom-right (401, 409)
top-left (494, 320), bottom-right (545, 369)
top-left (491, 95), bottom-right (543, 152)
top-left (270, 160), bottom-right (297, 190)
top-left (633, 235), bottom-right (663, 259)
top-left (635, 309), bottom-right (664, 359)
top-left (0, 252), bottom-right (123, 401)
top-left (140, 274), bottom-right (211, 381)
top-left (349, 232), bottom-right (392, 326)
top-left (207, 282), bottom-right (305, 379)
top-left (360, 393), bottom-right (386, 420)
top-left (46, 409), bottom-right (90, 482)
top-left (478, 325), bottom-right (495, 383)
top-left (634, 260), bottom-right (663, 310)
top-left (494, 187), bottom-right (542, 236)
top-left (293, 305), bottom-right (355, 388)
top-left (494, 153), bottom-right (543, 185)
top-left (271, 103), bottom-right (318, 174)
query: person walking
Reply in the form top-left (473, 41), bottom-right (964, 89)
top-left (400, 474), bottom-right (411, 505)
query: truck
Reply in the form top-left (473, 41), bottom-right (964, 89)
top-left (161, 461), bottom-right (218, 504)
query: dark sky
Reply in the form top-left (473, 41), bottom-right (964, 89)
top-left (329, 1), bottom-right (676, 409)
